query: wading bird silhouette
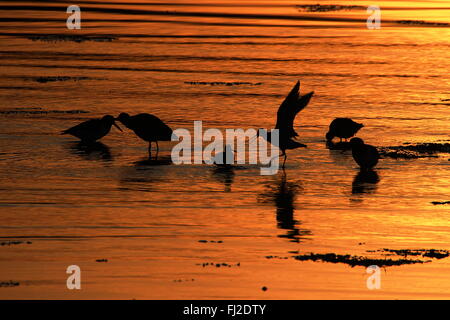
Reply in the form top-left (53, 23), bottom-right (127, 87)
top-left (117, 113), bottom-right (173, 158)
top-left (258, 81), bottom-right (314, 168)
top-left (213, 144), bottom-right (234, 167)
top-left (326, 118), bottom-right (363, 142)
top-left (61, 115), bottom-right (122, 142)
top-left (350, 137), bottom-right (379, 170)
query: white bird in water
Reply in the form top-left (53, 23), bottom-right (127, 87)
top-left (258, 81), bottom-right (314, 168)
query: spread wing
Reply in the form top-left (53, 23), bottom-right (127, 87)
top-left (275, 81), bottom-right (314, 138)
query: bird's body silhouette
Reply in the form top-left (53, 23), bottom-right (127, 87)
top-left (213, 144), bottom-right (234, 167)
top-left (352, 170), bottom-right (379, 194)
top-left (326, 118), bottom-right (363, 142)
top-left (117, 113), bottom-right (173, 156)
top-left (350, 138), bottom-right (379, 170)
top-left (61, 115), bottom-right (122, 142)
top-left (259, 81), bottom-right (314, 168)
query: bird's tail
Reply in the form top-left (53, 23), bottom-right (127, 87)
top-left (292, 141), bottom-right (307, 148)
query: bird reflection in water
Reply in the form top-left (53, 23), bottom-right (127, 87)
top-left (67, 141), bottom-right (113, 162)
top-left (258, 171), bottom-right (311, 243)
top-left (326, 140), bottom-right (352, 151)
top-left (133, 156), bottom-right (173, 167)
top-left (326, 140), bottom-right (356, 170)
top-left (211, 166), bottom-right (235, 192)
top-left (118, 157), bottom-right (172, 193)
top-left (211, 144), bottom-right (235, 192)
top-left (352, 170), bottom-right (380, 195)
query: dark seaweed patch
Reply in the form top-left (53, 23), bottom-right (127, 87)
top-left (399, 143), bottom-right (450, 153)
top-left (374, 248), bottom-right (450, 259)
top-left (296, 4), bottom-right (365, 12)
top-left (265, 255), bottom-right (288, 260)
top-left (431, 201), bottom-right (450, 206)
top-left (198, 240), bottom-right (223, 243)
top-left (0, 240), bottom-right (32, 246)
top-left (378, 148), bottom-right (435, 159)
top-left (0, 86), bottom-right (38, 90)
top-left (196, 262), bottom-right (240, 268)
top-left (0, 107), bottom-right (89, 115)
top-left (27, 34), bottom-right (118, 43)
top-left (34, 76), bottom-right (90, 83)
top-left (379, 143), bottom-right (450, 159)
top-left (293, 252), bottom-right (427, 267)
top-left (0, 281), bottom-right (20, 287)
top-left (173, 279), bottom-right (195, 282)
top-left (185, 81), bottom-right (262, 86)
top-left (397, 20), bottom-right (449, 27)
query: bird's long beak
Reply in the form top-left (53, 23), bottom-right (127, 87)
top-left (113, 122), bottom-right (123, 132)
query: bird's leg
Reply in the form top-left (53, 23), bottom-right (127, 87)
top-left (155, 141), bottom-right (159, 159)
top-left (148, 142), bottom-right (152, 158)
top-left (281, 150), bottom-right (287, 168)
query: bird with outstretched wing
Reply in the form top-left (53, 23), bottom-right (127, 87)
top-left (260, 81), bottom-right (314, 168)
top-left (275, 80), bottom-right (314, 139)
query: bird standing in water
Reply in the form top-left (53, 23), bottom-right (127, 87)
top-left (61, 115), bottom-right (122, 142)
top-left (350, 137), bottom-right (379, 170)
top-left (213, 144), bottom-right (234, 167)
top-left (326, 118), bottom-right (363, 142)
top-left (259, 81), bottom-right (314, 168)
top-left (116, 113), bottom-right (173, 157)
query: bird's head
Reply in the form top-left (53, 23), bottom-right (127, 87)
top-left (255, 128), bottom-right (271, 138)
top-left (325, 131), bottom-right (334, 141)
top-left (357, 122), bottom-right (364, 128)
top-left (102, 115), bottom-right (115, 122)
top-left (350, 137), bottom-right (364, 146)
top-left (116, 112), bottom-right (130, 125)
top-left (102, 115), bottom-right (123, 132)
top-left (251, 128), bottom-right (264, 142)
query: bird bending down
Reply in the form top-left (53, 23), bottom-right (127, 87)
top-left (61, 115), bottom-right (122, 142)
top-left (259, 81), bottom-right (314, 168)
top-left (350, 137), bottom-right (379, 170)
top-left (213, 144), bottom-right (235, 167)
top-left (117, 113), bottom-right (173, 157)
top-left (326, 118), bottom-right (363, 142)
